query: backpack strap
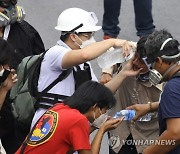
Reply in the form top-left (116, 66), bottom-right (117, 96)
top-left (40, 93), bottom-right (68, 101)
top-left (23, 56), bottom-right (33, 84)
top-left (19, 105), bottom-right (54, 154)
top-left (35, 68), bottom-right (72, 102)
top-left (24, 51), bottom-right (47, 84)
top-left (20, 122), bottom-right (36, 154)
top-left (84, 62), bottom-right (92, 80)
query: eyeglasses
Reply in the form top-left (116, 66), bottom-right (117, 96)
top-left (80, 32), bottom-right (95, 40)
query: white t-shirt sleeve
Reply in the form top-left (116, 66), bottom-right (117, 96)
top-left (45, 45), bottom-right (71, 71)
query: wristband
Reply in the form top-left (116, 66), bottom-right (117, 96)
top-left (148, 102), bottom-right (153, 112)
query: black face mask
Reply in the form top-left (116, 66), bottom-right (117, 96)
top-left (73, 63), bottom-right (92, 89)
top-left (0, 68), bottom-right (11, 84)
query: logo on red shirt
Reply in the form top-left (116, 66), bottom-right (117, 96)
top-left (28, 110), bottom-right (58, 146)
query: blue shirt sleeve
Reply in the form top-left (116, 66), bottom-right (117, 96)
top-left (160, 78), bottom-right (180, 119)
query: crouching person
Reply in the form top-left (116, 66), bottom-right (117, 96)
top-left (16, 81), bottom-right (123, 154)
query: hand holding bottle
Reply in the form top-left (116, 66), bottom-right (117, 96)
top-left (126, 102), bottom-right (159, 122)
top-left (113, 110), bottom-right (136, 121)
top-left (112, 109), bottom-right (152, 122)
top-left (126, 104), bottom-right (150, 122)
top-left (113, 40), bottom-right (129, 55)
top-left (114, 40), bottom-right (136, 56)
top-left (97, 40), bottom-right (136, 69)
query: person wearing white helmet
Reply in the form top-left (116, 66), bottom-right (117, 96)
top-left (30, 7), bottom-right (141, 154)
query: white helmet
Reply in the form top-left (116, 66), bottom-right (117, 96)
top-left (55, 8), bottom-right (101, 33)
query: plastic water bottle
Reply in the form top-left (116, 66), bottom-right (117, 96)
top-left (97, 47), bottom-right (134, 69)
top-left (113, 109), bottom-right (152, 121)
top-left (113, 110), bottom-right (136, 121)
top-left (137, 113), bottom-right (152, 121)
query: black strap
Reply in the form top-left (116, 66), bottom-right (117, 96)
top-left (40, 93), bottom-right (68, 101)
top-left (69, 23), bottom-right (83, 33)
top-left (24, 52), bottom-right (47, 84)
top-left (19, 105), bottom-right (54, 154)
top-left (84, 63), bottom-right (92, 80)
top-left (23, 56), bottom-right (33, 84)
top-left (20, 123), bottom-right (36, 154)
top-left (37, 103), bottom-right (55, 109)
top-left (35, 68), bottom-right (72, 101)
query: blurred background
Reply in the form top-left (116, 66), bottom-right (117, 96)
top-left (19, 0), bottom-right (180, 79)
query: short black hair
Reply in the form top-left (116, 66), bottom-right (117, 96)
top-left (0, 38), bottom-right (14, 65)
top-left (64, 81), bottom-right (116, 114)
top-left (136, 36), bottom-right (148, 58)
top-left (60, 32), bottom-right (71, 42)
top-left (145, 29), bottom-right (180, 63)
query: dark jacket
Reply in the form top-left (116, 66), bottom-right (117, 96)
top-left (8, 20), bottom-right (45, 69)
top-left (0, 20), bottom-right (45, 154)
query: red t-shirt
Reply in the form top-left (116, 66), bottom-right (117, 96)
top-left (16, 103), bottom-right (91, 154)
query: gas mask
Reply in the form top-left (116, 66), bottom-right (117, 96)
top-left (0, 67), bottom-right (11, 84)
top-left (149, 62), bottom-right (179, 85)
top-left (149, 69), bottom-right (163, 85)
top-left (92, 108), bottom-right (108, 128)
top-left (147, 38), bottom-right (180, 85)
top-left (0, 3), bottom-right (25, 27)
top-left (75, 34), bottom-right (96, 48)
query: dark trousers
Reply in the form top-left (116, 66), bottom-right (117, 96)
top-left (0, 94), bottom-right (29, 154)
top-left (109, 134), bottom-right (141, 154)
top-left (102, 0), bottom-right (155, 37)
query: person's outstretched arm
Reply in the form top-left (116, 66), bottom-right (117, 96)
top-left (62, 39), bottom-right (129, 69)
top-left (91, 118), bottom-right (123, 153)
top-left (126, 102), bottom-right (159, 122)
top-left (75, 118), bottom-right (123, 154)
top-left (104, 57), bottom-right (142, 93)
